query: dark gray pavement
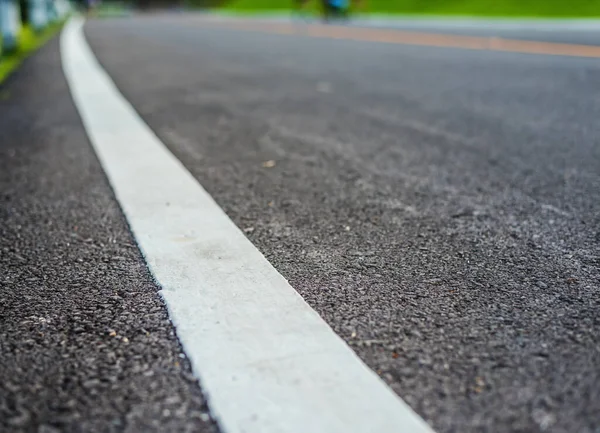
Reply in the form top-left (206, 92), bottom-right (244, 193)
top-left (0, 37), bottom-right (218, 433)
top-left (2, 13), bottom-right (600, 433)
top-left (83, 16), bottom-right (600, 433)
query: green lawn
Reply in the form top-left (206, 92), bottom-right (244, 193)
top-left (223, 0), bottom-right (600, 17)
top-left (95, 1), bottom-right (133, 18)
top-left (0, 20), bottom-right (66, 84)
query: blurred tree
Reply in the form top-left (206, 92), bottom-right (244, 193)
top-left (19, 0), bottom-right (28, 23)
top-left (129, 0), bottom-right (227, 9)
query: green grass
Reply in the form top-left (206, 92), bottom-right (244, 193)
top-left (95, 2), bottom-right (132, 18)
top-left (0, 20), bottom-right (66, 84)
top-left (222, 0), bottom-right (600, 17)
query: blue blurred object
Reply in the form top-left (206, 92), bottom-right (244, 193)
top-left (329, 0), bottom-right (348, 8)
top-left (28, 0), bottom-right (48, 31)
top-left (46, 0), bottom-right (58, 22)
top-left (0, 0), bottom-right (21, 52)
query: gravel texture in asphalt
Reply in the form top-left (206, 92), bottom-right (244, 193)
top-left (85, 16), bottom-right (600, 433)
top-left (0, 37), bottom-right (219, 433)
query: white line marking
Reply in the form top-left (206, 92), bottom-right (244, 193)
top-left (61, 17), bottom-right (434, 433)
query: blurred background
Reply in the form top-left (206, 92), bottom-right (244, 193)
top-left (3, 0), bottom-right (600, 67)
top-left (214, 0), bottom-right (600, 17)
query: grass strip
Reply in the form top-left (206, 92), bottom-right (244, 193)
top-left (221, 0), bottom-right (600, 18)
top-left (0, 20), bottom-right (66, 84)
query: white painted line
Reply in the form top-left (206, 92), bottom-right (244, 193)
top-left (61, 17), bottom-right (434, 433)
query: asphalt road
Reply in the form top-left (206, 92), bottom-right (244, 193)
top-left (349, 17), bottom-right (600, 46)
top-left (2, 14), bottom-right (600, 433)
top-left (0, 37), bottom-right (218, 433)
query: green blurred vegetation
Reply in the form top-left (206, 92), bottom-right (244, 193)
top-left (106, 0), bottom-right (600, 17)
top-left (96, 2), bottom-right (131, 16)
top-left (94, 1), bottom-right (135, 16)
top-left (0, 21), bottom-right (66, 83)
top-left (222, 0), bottom-right (600, 17)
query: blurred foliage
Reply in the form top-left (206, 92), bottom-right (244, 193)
top-left (186, 0), bottom-right (229, 7)
top-left (126, 0), bottom-right (227, 8)
top-left (0, 21), bottom-right (66, 83)
top-left (99, 0), bottom-right (600, 16)
top-left (19, 0), bottom-right (30, 24)
top-left (221, 0), bottom-right (600, 16)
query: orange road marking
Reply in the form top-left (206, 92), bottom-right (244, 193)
top-left (191, 18), bottom-right (600, 59)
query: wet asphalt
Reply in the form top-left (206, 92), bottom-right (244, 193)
top-left (1, 14), bottom-right (599, 433)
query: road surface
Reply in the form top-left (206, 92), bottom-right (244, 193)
top-left (1, 14), bottom-right (599, 433)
